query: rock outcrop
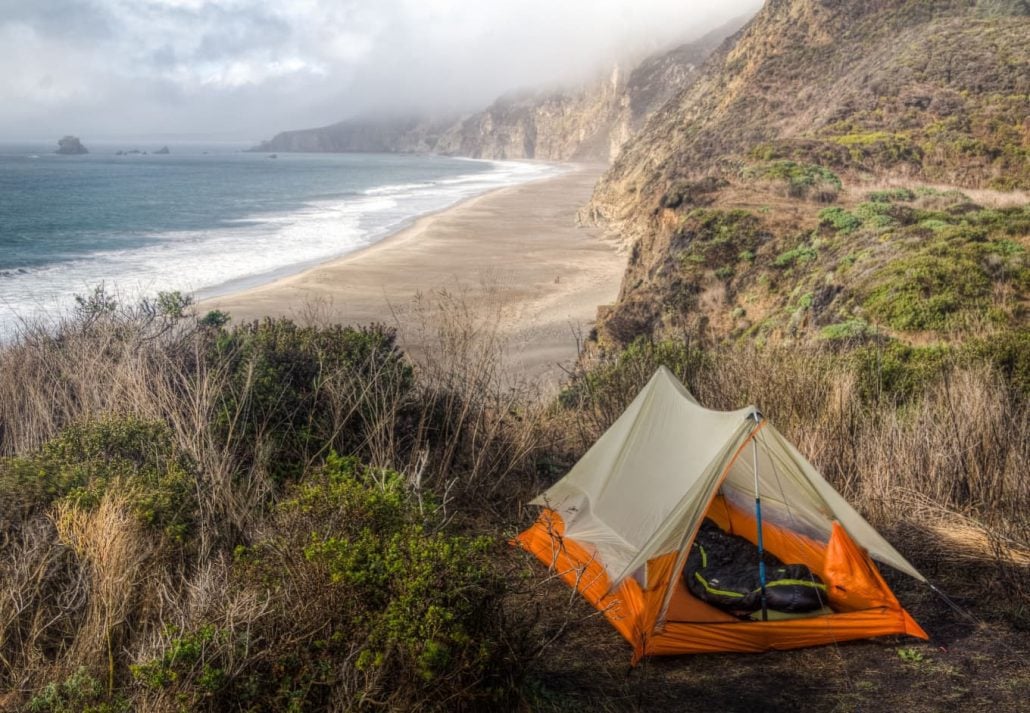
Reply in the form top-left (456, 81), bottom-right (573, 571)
top-left (55, 136), bottom-right (88, 155)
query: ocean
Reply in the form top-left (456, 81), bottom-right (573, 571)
top-left (0, 141), bottom-right (556, 336)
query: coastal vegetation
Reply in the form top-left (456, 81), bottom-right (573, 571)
top-left (0, 296), bottom-right (551, 711)
top-left (0, 283), bottom-right (1027, 710)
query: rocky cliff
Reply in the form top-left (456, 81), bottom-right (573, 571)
top-left (254, 19), bottom-right (745, 161)
top-left (593, 0), bottom-right (1029, 227)
top-left (586, 0), bottom-right (1029, 348)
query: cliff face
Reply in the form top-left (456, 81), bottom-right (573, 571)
top-left (592, 0), bottom-right (1029, 234)
top-left (254, 19), bottom-right (744, 161)
top-left (586, 0), bottom-right (1029, 348)
top-left (432, 67), bottom-right (629, 161)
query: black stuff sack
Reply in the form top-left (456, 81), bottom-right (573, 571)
top-left (684, 519), bottom-right (828, 615)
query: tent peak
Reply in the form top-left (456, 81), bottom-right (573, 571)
top-left (649, 367), bottom-right (761, 423)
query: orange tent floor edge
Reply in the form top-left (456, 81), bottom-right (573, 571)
top-left (513, 511), bottom-right (928, 660)
top-left (513, 512), bottom-right (648, 656)
top-left (650, 608), bottom-right (928, 655)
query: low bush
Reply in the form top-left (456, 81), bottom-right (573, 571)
top-left (673, 209), bottom-right (768, 271)
top-left (773, 244), bottom-right (818, 268)
top-left (0, 417), bottom-right (195, 545)
top-left (819, 207), bottom-right (862, 234)
top-left (741, 161), bottom-right (842, 202)
top-left (819, 319), bottom-right (875, 342)
top-left (867, 188), bottom-right (916, 203)
top-left (853, 201), bottom-right (897, 229)
top-left (27, 667), bottom-right (128, 713)
top-left (863, 253), bottom-right (992, 331)
top-left (131, 454), bottom-right (519, 711)
top-left (207, 319), bottom-right (413, 484)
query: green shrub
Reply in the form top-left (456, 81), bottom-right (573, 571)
top-left (867, 188), bottom-right (916, 203)
top-left (918, 218), bottom-right (953, 233)
top-left (853, 202), bottom-right (897, 229)
top-left (0, 418), bottom-right (195, 543)
top-left (281, 454), bottom-right (514, 705)
top-left (966, 206), bottom-right (1030, 237)
top-left (827, 132), bottom-right (923, 168)
top-left (155, 290), bottom-right (193, 319)
top-left (962, 329), bottom-right (1030, 395)
top-left (28, 668), bottom-right (128, 713)
top-left (819, 207), bottom-right (862, 234)
top-left (852, 342), bottom-right (952, 401)
top-left (741, 161), bottom-right (842, 201)
top-left (774, 245), bottom-right (818, 268)
top-left (143, 454), bottom-right (519, 711)
top-left (131, 625), bottom-right (231, 697)
top-left (198, 309), bottom-right (230, 328)
top-left (673, 209), bottom-right (769, 277)
top-left (819, 319), bottom-right (874, 342)
top-left (863, 254), bottom-right (991, 331)
top-left (914, 186), bottom-right (971, 204)
top-left (206, 319), bottom-right (413, 483)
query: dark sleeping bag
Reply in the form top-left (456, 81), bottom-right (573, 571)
top-left (684, 519), bottom-right (828, 615)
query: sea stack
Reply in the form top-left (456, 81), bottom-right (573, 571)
top-left (55, 136), bottom-right (88, 155)
top-left (155, 145), bottom-right (171, 154)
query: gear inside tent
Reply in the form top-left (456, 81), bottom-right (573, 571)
top-left (514, 367), bottom-right (928, 661)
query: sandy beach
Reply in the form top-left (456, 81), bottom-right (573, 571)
top-left (200, 166), bottom-right (624, 382)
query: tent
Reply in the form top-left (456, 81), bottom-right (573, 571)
top-left (515, 367), bottom-right (928, 660)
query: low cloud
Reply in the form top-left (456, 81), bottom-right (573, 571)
top-left (0, 0), bottom-right (759, 141)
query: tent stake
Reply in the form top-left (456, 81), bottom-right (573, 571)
top-left (752, 412), bottom-right (768, 621)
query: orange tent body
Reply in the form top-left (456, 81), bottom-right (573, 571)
top-left (515, 496), bottom-right (928, 661)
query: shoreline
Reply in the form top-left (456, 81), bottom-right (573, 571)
top-left (195, 158), bottom-right (568, 303)
top-left (200, 165), bottom-right (624, 382)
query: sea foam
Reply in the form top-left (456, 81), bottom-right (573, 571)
top-left (0, 157), bottom-right (558, 338)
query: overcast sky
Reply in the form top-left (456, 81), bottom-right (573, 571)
top-left (0, 0), bottom-right (758, 142)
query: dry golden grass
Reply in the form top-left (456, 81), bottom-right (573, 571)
top-left (566, 340), bottom-right (1029, 580)
top-left (53, 491), bottom-right (159, 694)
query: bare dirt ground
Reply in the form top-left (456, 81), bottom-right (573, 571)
top-left (512, 544), bottom-right (1029, 712)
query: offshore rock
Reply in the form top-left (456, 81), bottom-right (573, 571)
top-left (55, 136), bottom-right (88, 155)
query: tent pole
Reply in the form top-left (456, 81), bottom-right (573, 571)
top-left (752, 412), bottom-right (768, 621)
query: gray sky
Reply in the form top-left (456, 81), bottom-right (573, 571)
top-left (0, 0), bottom-right (758, 142)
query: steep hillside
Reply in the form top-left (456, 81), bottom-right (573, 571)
top-left (254, 19), bottom-right (745, 161)
top-left (587, 0), bottom-right (1029, 349)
